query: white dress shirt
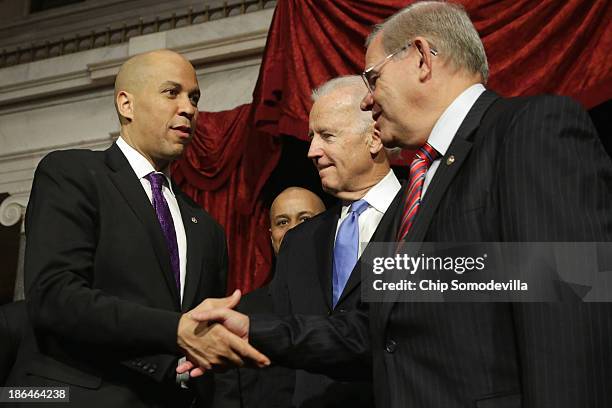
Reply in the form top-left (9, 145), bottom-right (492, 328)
top-left (422, 83), bottom-right (486, 197)
top-left (335, 169), bottom-right (402, 257)
top-left (116, 137), bottom-right (187, 301)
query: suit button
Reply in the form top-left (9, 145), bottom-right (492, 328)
top-left (142, 364), bottom-right (151, 371)
top-left (148, 368), bottom-right (156, 374)
top-left (385, 339), bottom-right (398, 353)
top-left (337, 308), bottom-right (346, 313)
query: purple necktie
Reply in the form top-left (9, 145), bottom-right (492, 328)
top-left (145, 172), bottom-right (180, 291)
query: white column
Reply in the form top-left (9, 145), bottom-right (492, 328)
top-left (0, 192), bottom-right (28, 301)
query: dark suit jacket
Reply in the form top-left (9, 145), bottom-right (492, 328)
top-left (212, 286), bottom-right (295, 408)
top-left (7, 144), bottom-right (228, 408)
top-left (249, 93), bottom-right (612, 408)
top-left (267, 198), bottom-right (402, 408)
top-left (0, 301), bottom-right (27, 385)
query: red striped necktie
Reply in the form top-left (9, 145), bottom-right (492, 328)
top-left (397, 142), bottom-right (439, 241)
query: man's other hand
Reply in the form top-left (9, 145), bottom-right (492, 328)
top-left (176, 290), bottom-right (269, 375)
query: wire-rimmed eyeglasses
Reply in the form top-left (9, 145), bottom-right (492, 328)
top-left (361, 42), bottom-right (438, 94)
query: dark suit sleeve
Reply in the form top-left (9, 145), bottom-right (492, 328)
top-left (499, 96), bottom-right (612, 407)
top-left (0, 302), bottom-right (27, 385)
top-left (498, 95), bottom-right (612, 242)
top-left (25, 152), bottom-right (180, 355)
top-left (250, 214), bottom-right (371, 381)
top-left (218, 226), bottom-right (229, 296)
top-left (269, 233), bottom-right (292, 315)
top-left (250, 305), bottom-right (371, 380)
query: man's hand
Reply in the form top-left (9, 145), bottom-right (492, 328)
top-left (189, 289), bottom-right (242, 316)
top-left (177, 305), bottom-right (256, 377)
top-left (176, 290), bottom-right (269, 375)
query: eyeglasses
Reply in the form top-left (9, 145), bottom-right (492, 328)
top-left (361, 42), bottom-right (438, 94)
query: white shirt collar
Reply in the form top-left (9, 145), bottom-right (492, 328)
top-left (427, 83), bottom-right (486, 156)
top-left (359, 169), bottom-right (401, 213)
top-left (116, 136), bottom-right (175, 195)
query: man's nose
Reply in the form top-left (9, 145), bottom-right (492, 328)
top-left (307, 137), bottom-right (322, 159)
top-left (360, 92), bottom-right (374, 111)
top-left (179, 96), bottom-right (197, 119)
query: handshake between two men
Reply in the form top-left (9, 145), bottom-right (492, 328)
top-left (177, 290), bottom-right (267, 377)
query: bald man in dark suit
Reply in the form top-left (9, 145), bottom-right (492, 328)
top-left (7, 49), bottom-right (266, 408)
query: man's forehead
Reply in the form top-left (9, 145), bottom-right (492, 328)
top-left (150, 63), bottom-right (197, 84)
top-left (273, 203), bottom-right (315, 217)
top-left (364, 34), bottom-right (385, 67)
top-left (310, 97), bottom-right (353, 127)
top-left (140, 53), bottom-right (196, 82)
top-left (273, 192), bottom-right (318, 211)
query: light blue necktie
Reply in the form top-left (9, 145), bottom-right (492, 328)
top-left (332, 199), bottom-right (369, 308)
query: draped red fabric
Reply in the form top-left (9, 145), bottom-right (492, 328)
top-left (174, 0), bottom-right (612, 293)
top-left (172, 106), bottom-right (281, 293)
top-left (255, 0), bottom-right (612, 146)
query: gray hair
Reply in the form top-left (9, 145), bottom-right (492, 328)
top-left (367, 1), bottom-right (488, 83)
top-left (311, 75), bottom-right (400, 158)
top-left (311, 75), bottom-right (373, 137)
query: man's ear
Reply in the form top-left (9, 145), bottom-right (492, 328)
top-left (116, 90), bottom-right (135, 122)
top-left (368, 125), bottom-right (384, 155)
top-left (413, 37), bottom-right (433, 82)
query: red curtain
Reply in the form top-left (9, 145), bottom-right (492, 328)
top-left (256, 0), bottom-right (611, 144)
top-left (172, 105), bottom-right (281, 293)
top-left (174, 0), bottom-right (612, 294)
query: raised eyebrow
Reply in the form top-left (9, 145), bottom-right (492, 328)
top-left (160, 81), bottom-right (181, 90)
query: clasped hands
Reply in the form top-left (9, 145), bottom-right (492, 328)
top-left (176, 290), bottom-right (269, 377)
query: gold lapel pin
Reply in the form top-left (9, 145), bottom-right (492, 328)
top-left (191, 216), bottom-right (198, 224)
top-left (446, 155), bottom-right (455, 166)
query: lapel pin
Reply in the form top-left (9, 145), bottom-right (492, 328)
top-left (446, 155), bottom-right (455, 166)
top-left (191, 216), bottom-right (198, 224)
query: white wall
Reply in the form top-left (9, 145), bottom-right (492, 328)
top-left (0, 7), bottom-right (274, 226)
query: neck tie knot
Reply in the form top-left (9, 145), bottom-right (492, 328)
top-left (145, 172), bottom-right (167, 192)
top-left (396, 142), bottom-right (439, 241)
top-left (415, 142), bottom-right (439, 166)
top-left (349, 199), bottom-right (369, 216)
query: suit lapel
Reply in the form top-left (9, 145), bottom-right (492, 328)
top-left (176, 193), bottom-right (204, 312)
top-left (336, 184), bottom-right (405, 306)
top-left (405, 91), bottom-right (500, 244)
top-left (314, 205), bottom-right (341, 310)
top-left (380, 91), bottom-right (500, 321)
top-left (105, 144), bottom-right (181, 306)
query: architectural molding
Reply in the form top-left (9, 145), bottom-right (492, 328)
top-left (0, 5), bottom-right (272, 213)
top-left (0, 192), bottom-right (28, 228)
top-left (1, 0), bottom-right (275, 51)
top-left (0, 134), bottom-right (115, 198)
top-left (0, 135), bottom-right (115, 164)
top-left (0, 8), bottom-right (273, 106)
